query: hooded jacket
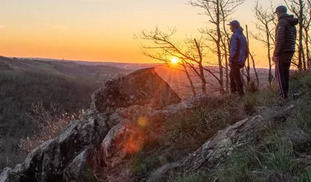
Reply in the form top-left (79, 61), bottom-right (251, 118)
top-left (229, 27), bottom-right (249, 66)
top-left (273, 14), bottom-right (299, 57)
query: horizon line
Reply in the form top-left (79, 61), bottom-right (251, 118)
top-left (1, 55), bottom-right (273, 69)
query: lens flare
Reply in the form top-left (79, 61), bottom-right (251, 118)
top-left (138, 117), bottom-right (147, 127)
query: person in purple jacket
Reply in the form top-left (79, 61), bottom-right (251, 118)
top-left (229, 20), bottom-right (249, 96)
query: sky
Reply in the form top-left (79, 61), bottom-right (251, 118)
top-left (0, 0), bottom-right (285, 67)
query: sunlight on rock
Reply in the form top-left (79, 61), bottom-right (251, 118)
top-left (125, 140), bottom-right (140, 154)
top-left (122, 124), bottom-right (147, 155)
top-left (124, 137), bottom-right (144, 154)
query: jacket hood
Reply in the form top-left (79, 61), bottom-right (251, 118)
top-left (234, 27), bottom-right (244, 34)
top-left (280, 14), bottom-right (299, 26)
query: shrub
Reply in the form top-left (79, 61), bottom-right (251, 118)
top-left (244, 95), bottom-right (258, 115)
top-left (19, 103), bottom-right (83, 153)
top-left (131, 151), bottom-right (161, 179)
top-left (263, 139), bottom-right (295, 172)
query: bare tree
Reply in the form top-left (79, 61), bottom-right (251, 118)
top-left (245, 25), bottom-right (251, 83)
top-left (180, 60), bottom-right (197, 96)
top-left (138, 27), bottom-right (222, 95)
top-left (303, 0), bottom-right (311, 69)
top-left (252, 0), bottom-right (275, 83)
top-left (246, 25), bottom-right (260, 87)
top-left (190, 0), bottom-right (245, 92)
top-left (220, 16), bottom-right (230, 92)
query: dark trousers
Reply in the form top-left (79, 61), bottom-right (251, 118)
top-left (230, 63), bottom-right (244, 96)
top-left (275, 52), bottom-right (293, 98)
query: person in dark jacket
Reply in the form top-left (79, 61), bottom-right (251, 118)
top-left (273, 5), bottom-right (298, 99)
top-left (229, 20), bottom-right (248, 96)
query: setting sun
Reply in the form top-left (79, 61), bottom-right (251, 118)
top-left (171, 57), bottom-right (179, 64)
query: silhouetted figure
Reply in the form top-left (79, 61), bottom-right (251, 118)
top-left (272, 5), bottom-right (298, 99)
top-left (229, 20), bottom-right (248, 96)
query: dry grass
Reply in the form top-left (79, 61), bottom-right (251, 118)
top-left (19, 103), bottom-right (83, 153)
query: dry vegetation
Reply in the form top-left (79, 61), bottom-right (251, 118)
top-left (128, 71), bottom-right (311, 182)
top-left (18, 103), bottom-right (84, 153)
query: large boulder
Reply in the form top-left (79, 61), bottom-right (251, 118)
top-left (91, 68), bottom-right (181, 113)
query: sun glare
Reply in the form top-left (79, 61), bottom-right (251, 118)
top-left (171, 57), bottom-right (179, 64)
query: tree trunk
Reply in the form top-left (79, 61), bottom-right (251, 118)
top-left (304, 28), bottom-right (310, 70)
top-left (298, 0), bottom-right (304, 71)
top-left (182, 63), bottom-right (196, 96)
top-left (265, 23), bottom-right (273, 83)
top-left (245, 25), bottom-right (250, 83)
top-left (302, 43), bottom-right (307, 70)
top-left (216, 0), bottom-right (224, 91)
top-left (220, 5), bottom-right (230, 93)
top-left (194, 38), bottom-right (207, 94)
top-left (198, 63), bottom-right (207, 94)
top-left (250, 53), bottom-right (260, 87)
top-left (225, 51), bottom-right (229, 93)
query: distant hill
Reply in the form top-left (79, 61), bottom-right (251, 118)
top-left (0, 56), bottom-right (139, 137)
top-left (18, 57), bottom-right (159, 71)
top-left (0, 56), bottom-right (134, 169)
top-left (0, 56), bottom-right (133, 82)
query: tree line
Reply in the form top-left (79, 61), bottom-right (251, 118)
top-left (138, 0), bottom-right (311, 96)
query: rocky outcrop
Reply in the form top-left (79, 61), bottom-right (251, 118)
top-left (91, 68), bottom-right (181, 113)
top-left (3, 66), bottom-right (306, 182)
top-left (0, 110), bottom-right (108, 182)
top-left (147, 105), bottom-right (309, 181)
top-left (147, 116), bottom-right (265, 181)
top-left (0, 67), bottom-right (184, 182)
top-left (64, 147), bottom-right (100, 182)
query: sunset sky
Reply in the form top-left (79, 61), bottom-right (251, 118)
top-left (0, 0), bottom-right (285, 67)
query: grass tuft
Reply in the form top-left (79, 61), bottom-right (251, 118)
top-left (168, 173), bottom-right (208, 182)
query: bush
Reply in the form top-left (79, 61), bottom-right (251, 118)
top-left (263, 139), bottom-right (295, 172)
top-left (161, 103), bottom-right (231, 163)
top-left (131, 151), bottom-right (161, 179)
top-left (130, 97), bottom-right (244, 181)
top-left (19, 103), bottom-right (83, 153)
